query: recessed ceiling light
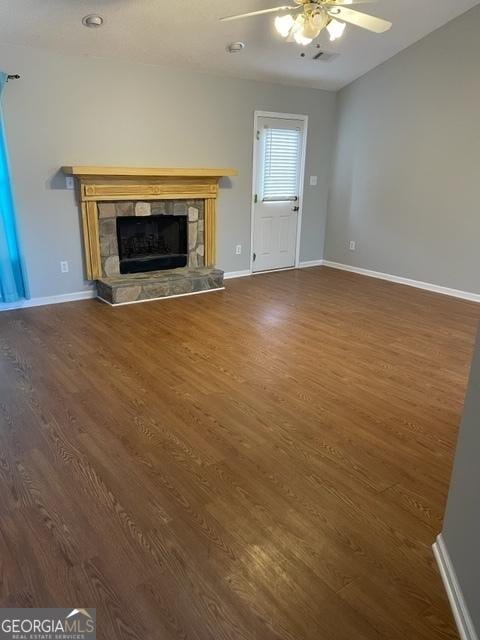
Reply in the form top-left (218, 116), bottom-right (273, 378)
top-left (82, 14), bottom-right (104, 28)
top-left (226, 42), bottom-right (245, 53)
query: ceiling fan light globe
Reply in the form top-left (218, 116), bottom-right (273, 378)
top-left (293, 30), bottom-right (313, 45)
top-left (302, 15), bottom-right (322, 39)
top-left (293, 13), bottom-right (305, 27)
top-left (289, 13), bottom-right (313, 45)
top-left (326, 18), bottom-right (346, 41)
top-left (311, 10), bottom-right (328, 31)
top-left (274, 14), bottom-right (295, 38)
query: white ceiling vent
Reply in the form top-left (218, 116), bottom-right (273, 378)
top-left (311, 51), bottom-right (339, 62)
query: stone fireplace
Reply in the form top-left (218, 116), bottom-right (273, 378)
top-left (98, 199), bottom-right (204, 276)
top-left (62, 166), bottom-right (237, 304)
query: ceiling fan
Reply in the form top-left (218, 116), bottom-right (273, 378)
top-left (220, 0), bottom-right (392, 46)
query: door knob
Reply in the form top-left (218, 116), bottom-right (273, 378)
top-left (292, 206), bottom-right (299, 212)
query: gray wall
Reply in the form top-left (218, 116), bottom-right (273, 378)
top-left (325, 5), bottom-right (480, 294)
top-left (0, 44), bottom-right (336, 298)
top-left (443, 327), bottom-right (480, 634)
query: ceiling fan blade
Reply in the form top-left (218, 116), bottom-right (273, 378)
top-left (220, 5), bottom-right (298, 22)
top-left (327, 7), bottom-right (392, 33)
top-left (324, 1), bottom-right (378, 5)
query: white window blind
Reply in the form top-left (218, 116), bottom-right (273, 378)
top-left (262, 127), bottom-right (301, 202)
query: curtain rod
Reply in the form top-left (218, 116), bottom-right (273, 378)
top-left (7, 74), bottom-right (20, 81)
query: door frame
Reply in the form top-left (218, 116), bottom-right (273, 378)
top-left (249, 110), bottom-right (309, 274)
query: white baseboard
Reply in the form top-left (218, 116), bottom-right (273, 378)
top-left (224, 261), bottom-right (326, 279)
top-left (223, 269), bottom-right (252, 280)
top-left (298, 259), bottom-right (325, 268)
top-left (433, 534), bottom-right (478, 640)
top-left (0, 289), bottom-right (96, 312)
top-left (323, 260), bottom-right (480, 303)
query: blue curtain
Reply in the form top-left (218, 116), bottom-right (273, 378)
top-left (0, 72), bottom-right (27, 302)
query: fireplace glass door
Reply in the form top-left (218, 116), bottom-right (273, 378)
top-left (117, 215), bottom-right (188, 274)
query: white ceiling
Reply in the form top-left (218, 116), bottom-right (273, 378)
top-left (1, 0), bottom-right (479, 90)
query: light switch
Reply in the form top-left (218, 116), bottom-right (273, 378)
top-left (309, 176), bottom-right (318, 186)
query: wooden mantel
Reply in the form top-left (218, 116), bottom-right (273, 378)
top-left (63, 166), bottom-right (238, 179)
top-left (62, 166), bottom-right (237, 280)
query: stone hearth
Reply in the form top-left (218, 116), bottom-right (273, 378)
top-left (97, 267), bottom-right (224, 305)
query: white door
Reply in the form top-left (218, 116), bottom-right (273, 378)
top-left (252, 115), bottom-right (306, 272)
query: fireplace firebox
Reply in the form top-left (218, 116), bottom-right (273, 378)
top-left (117, 215), bottom-right (188, 274)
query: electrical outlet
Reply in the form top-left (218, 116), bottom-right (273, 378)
top-left (60, 261), bottom-right (69, 273)
top-left (309, 176), bottom-right (318, 186)
top-left (235, 244), bottom-right (242, 255)
top-left (349, 241), bottom-right (356, 251)
top-left (65, 176), bottom-right (74, 190)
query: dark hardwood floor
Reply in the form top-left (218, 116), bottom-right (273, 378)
top-left (0, 266), bottom-right (479, 639)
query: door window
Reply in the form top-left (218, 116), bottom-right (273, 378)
top-left (262, 126), bottom-right (301, 202)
